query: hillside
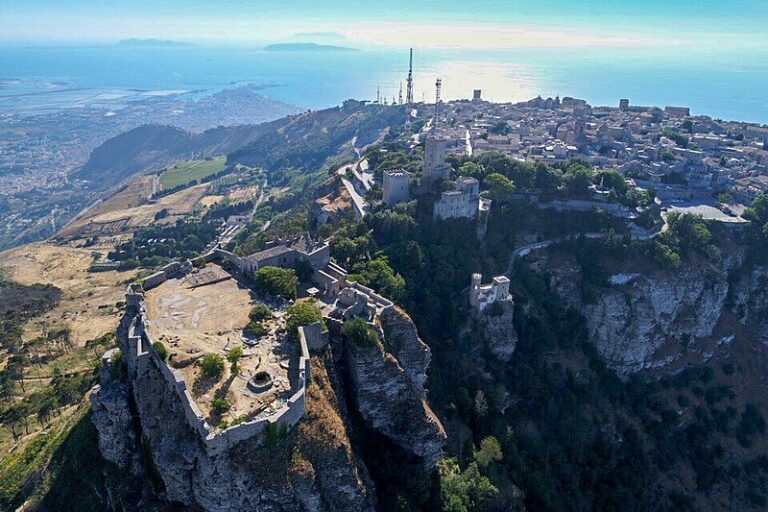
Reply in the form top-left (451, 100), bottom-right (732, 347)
top-left (75, 123), bottom-right (274, 189)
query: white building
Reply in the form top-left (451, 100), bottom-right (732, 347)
top-left (469, 273), bottom-right (512, 311)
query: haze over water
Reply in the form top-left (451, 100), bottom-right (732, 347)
top-left (1, 44), bottom-right (766, 124)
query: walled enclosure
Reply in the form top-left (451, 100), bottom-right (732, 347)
top-left (118, 244), bottom-right (392, 455)
top-left (119, 259), bottom-right (315, 456)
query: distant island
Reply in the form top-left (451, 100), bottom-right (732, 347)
top-left (263, 42), bottom-right (358, 53)
top-left (116, 39), bottom-right (192, 47)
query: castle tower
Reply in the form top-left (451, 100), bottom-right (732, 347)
top-left (492, 276), bottom-right (510, 301)
top-left (420, 136), bottom-right (451, 193)
top-left (383, 169), bottom-right (410, 207)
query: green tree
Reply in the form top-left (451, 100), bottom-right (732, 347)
top-left (249, 304), bottom-right (273, 323)
top-left (341, 317), bottom-right (380, 347)
top-left (286, 299), bottom-right (324, 337)
top-left (483, 173), bottom-right (516, 203)
top-left (201, 353), bottom-right (225, 380)
top-left (152, 341), bottom-right (169, 362)
top-left (475, 436), bottom-right (503, 469)
top-left (227, 346), bottom-right (243, 375)
top-left (254, 266), bottom-right (297, 300)
top-left (212, 397), bottom-right (230, 415)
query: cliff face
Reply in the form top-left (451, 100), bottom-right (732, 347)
top-left (342, 309), bottom-right (446, 470)
top-left (731, 264), bottom-right (768, 347)
top-left (92, 319), bottom-right (376, 512)
top-left (90, 378), bottom-right (141, 473)
top-left (380, 307), bottom-right (431, 391)
top-left (476, 301), bottom-right (517, 362)
top-left (530, 250), bottom-right (768, 376)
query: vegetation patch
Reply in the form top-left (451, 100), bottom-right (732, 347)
top-left (159, 156), bottom-right (227, 189)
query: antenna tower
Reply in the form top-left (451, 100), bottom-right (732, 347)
top-left (434, 78), bottom-right (442, 127)
top-left (405, 48), bottom-right (414, 132)
top-left (398, 82), bottom-right (403, 105)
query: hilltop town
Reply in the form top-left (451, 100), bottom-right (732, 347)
top-left (325, 91), bottom-right (768, 234)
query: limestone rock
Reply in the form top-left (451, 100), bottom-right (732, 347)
top-left (100, 316), bottom-right (376, 512)
top-left (90, 380), bottom-right (141, 472)
top-left (380, 306), bottom-right (431, 391)
top-left (732, 265), bottom-right (768, 346)
top-left (532, 252), bottom-right (733, 375)
top-left (344, 336), bottom-right (446, 469)
top-left (477, 300), bottom-right (517, 362)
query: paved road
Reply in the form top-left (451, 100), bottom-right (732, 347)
top-left (337, 157), bottom-right (371, 218)
top-left (506, 225), bottom-right (662, 274)
top-left (341, 177), bottom-right (369, 218)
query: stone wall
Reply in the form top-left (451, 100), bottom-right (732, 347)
top-left (122, 266), bottom-right (311, 456)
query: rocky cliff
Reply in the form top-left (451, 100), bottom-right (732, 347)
top-left (475, 301), bottom-right (517, 362)
top-left (380, 307), bottom-right (432, 391)
top-left (341, 309), bottom-right (446, 470)
top-left (732, 264), bottom-right (768, 347)
top-left (92, 323), bottom-right (376, 512)
top-left (530, 248), bottom-right (768, 376)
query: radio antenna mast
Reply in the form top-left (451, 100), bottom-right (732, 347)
top-left (405, 48), bottom-right (414, 132)
top-left (434, 78), bottom-right (442, 128)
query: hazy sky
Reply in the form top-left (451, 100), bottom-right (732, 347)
top-left (2, 0), bottom-right (767, 49)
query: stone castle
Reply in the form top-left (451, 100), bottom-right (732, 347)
top-left (114, 235), bottom-right (408, 455)
top-left (469, 273), bottom-right (512, 311)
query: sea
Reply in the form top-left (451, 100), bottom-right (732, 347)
top-left (1, 44), bottom-right (767, 124)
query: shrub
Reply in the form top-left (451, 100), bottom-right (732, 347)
top-left (249, 304), bottom-right (273, 323)
top-left (212, 397), bottom-right (230, 415)
top-left (227, 346), bottom-right (243, 375)
top-left (254, 266), bottom-right (297, 300)
top-left (244, 322), bottom-right (267, 338)
top-left (152, 341), bottom-right (169, 362)
top-left (286, 299), bottom-right (324, 337)
top-left (200, 354), bottom-right (225, 379)
top-left (341, 317), bottom-right (380, 347)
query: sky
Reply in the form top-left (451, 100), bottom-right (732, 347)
top-left (2, 0), bottom-right (768, 50)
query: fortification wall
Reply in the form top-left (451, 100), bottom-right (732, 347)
top-left (121, 262), bottom-right (310, 456)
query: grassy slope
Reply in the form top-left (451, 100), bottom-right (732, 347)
top-left (159, 156), bottom-right (227, 189)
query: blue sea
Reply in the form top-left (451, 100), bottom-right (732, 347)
top-left (1, 44), bottom-right (767, 123)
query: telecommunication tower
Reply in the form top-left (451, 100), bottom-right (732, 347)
top-left (405, 48), bottom-right (414, 132)
top-left (434, 78), bottom-right (442, 127)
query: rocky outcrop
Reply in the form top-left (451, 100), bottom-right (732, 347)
top-left (380, 306), bottom-right (431, 391)
top-left (344, 333), bottom-right (446, 470)
top-left (531, 252), bottom-right (738, 375)
top-left (732, 265), bottom-right (768, 346)
top-left (476, 301), bottom-right (517, 362)
top-left (90, 379), bottom-right (141, 472)
top-left (92, 320), bottom-right (376, 512)
top-left (313, 178), bottom-right (353, 226)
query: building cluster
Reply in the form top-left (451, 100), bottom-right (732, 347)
top-left (381, 135), bottom-right (491, 231)
top-left (417, 95), bottom-right (768, 206)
